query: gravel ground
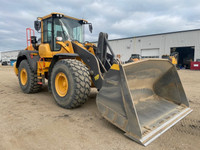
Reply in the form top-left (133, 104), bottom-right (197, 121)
top-left (0, 66), bottom-right (199, 150)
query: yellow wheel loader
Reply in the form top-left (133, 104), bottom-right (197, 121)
top-left (126, 54), bottom-right (141, 63)
top-left (162, 52), bottom-right (179, 66)
top-left (14, 12), bottom-right (192, 146)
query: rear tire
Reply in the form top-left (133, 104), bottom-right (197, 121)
top-left (51, 59), bottom-right (91, 109)
top-left (18, 60), bottom-right (42, 93)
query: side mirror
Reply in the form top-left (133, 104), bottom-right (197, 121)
top-left (89, 23), bottom-right (93, 33)
top-left (34, 20), bottom-right (41, 31)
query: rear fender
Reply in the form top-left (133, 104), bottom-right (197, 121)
top-left (16, 50), bottom-right (39, 73)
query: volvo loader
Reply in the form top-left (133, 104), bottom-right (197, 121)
top-left (162, 52), bottom-right (179, 67)
top-left (14, 13), bottom-right (192, 146)
top-left (126, 54), bottom-right (141, 63)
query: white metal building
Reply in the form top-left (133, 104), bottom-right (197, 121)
top-left (0, 50), bottom-right (20, 62)
top-left (107, 29), bottom-right (200, 67)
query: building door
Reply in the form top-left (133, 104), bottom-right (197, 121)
top-left (141, 48), bottom-right (159, 58)
top-left (170, 47), bottom-right (194, 69)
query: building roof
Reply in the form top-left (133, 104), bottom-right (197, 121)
top-left (107, 28), bottom-right (200, 42)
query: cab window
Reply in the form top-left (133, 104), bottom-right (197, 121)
top-left (43, 18), bottom-right (52, 44)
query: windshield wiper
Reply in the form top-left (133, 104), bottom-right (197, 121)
top-left (59, 19), bottom-right (71, 41)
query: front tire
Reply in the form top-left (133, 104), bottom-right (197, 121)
top-left (51, 59), bottom-right (91, 108)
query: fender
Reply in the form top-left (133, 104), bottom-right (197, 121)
top-left (16, 50), bottom-right (40, 73)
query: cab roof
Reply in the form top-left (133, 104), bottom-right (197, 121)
top-left (38, 12), bottom-right (88, 23)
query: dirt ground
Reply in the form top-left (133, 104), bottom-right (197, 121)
top-left (0, 66), bottom-right (200, 150)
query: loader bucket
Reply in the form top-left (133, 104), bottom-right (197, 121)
top-left (96, 59), bottom-right (192, 146)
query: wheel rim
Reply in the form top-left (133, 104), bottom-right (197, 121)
top-left (55, 72), bottom-right (68, 97)
top-left (20, 68), bottom-right (28, 85)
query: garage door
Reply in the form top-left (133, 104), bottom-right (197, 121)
top-left (141, 48), bottom-right (159, 58)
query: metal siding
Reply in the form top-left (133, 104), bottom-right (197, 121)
top-left (1, 50), bottom-right (20, 62)
top-left (105, 30), bottom-right (200, 61)
top-left (108, 38), bottom-right (134, 62)
top-left (131, 30), bottom-right (200, 60)
top-left (134, 35), bottom-right (165, 58)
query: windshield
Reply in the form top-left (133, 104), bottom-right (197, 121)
top-left (60, 17), bottom-right (84, 43)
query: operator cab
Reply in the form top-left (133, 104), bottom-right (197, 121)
top-left (33, 13), bottom-right (92, 52)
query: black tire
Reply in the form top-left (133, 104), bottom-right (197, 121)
top-left (18, 59), bottom-right (42, 93)
top-left (51, 59), bottom-right (91, 109)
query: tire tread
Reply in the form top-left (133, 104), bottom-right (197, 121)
top-left (52, 59), bottom-right (91, 108)
top-left (19, 60), bottom-right (41, 93)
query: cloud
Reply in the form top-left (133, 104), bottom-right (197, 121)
top-left (111, 13), bottom-right (186, 36)
top-left (0, 29), bottom-right (12, 34)
top-left (0, 0), bottom-right (200, 51)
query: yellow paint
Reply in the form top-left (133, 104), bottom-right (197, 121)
top-left (84, 42), bottom-right (96, 55)
top-left (38, 41), bottom-right (76, 58)
top-left (37, 61), bottom-right (51, 76)
top-left (132, 58), bottom-right (140, 62)
top-left (55, 41), bottom-right (74, 54)
top-left (94, 74), bottom-right (99, 81)
top-left (73, 40), bottom-right (85, 48)
top-left (37, 61), bottom-right (51, 69)
top-left (25, 45), bottom-right (34, 51)
top-left (20, 68), bottom-right (28, 85)
top-left (170, 56), bottom-right (177, 65)
top-left (55, 72), bottom-right (68, 97)
top-left (13, 62), bottom-right (18, 76)
top-left (110, 64), bottom-right (120, 71)
top-left (41, 21), bottom-right (43, 42)
top-left (163, 55), bottom-right (178, 65)
top-left (31, 53), bottom-right (38, 56)
top-left (40, 14), bottom-right (52, 20)
top-left (39, 44), bottom-right (53, 58)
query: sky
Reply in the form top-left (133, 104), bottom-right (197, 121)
top-left (0, 0), bottom-right (200, 51)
